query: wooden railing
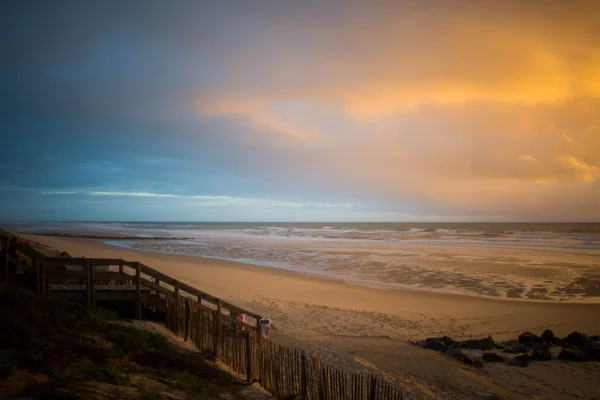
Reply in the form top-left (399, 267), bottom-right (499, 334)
top-left (38, 256), bottom-right (262, 328)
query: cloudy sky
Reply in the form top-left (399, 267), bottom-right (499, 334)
top-left (2, 0), bottom-right (599, 222)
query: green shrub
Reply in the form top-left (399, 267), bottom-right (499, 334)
top-left (140, 387), bottom-right (164, 400)
top-left (89, 308), bottom-right (118, 322)
top-left (147, 332), bottom-right (168, 349)
top-left (163, 369), bottom-right (204, 392)
top-left (107, 328), bottom-right (168, 356)
top-left (77, 359), bottom-right (129, 386)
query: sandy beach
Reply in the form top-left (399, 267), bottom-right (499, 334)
top-left (17, 233), bottom-right (600, 400)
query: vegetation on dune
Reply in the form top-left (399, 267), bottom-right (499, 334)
top-left (0, 284), bottom-right (250, 400)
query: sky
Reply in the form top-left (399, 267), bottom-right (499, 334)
top-left (2, 0), bottom-right (599, 222)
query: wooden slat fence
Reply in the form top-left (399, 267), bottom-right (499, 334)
top-left (165, 293), bottom-right (403, 400)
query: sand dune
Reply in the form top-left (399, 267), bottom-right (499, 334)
top-left (19, 234), bottom-right (600, 399)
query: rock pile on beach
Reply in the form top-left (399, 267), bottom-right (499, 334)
top-left (413, 330), bottom-right (600, 367)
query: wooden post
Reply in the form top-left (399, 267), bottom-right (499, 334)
top-left (216, 299), bottom-right (222, 358)
top-left (118, 264), bottom-right (124, 285)
top-left (369, 374), bottom-right (377, 400)
top-left (84, 261), bottom-right (91, 308)
top-left (174, 280), bottom-right (180, 334)
top-left (135, 262), bottom-right (142, 320)
top-left (301, 352), bottom-right (307, 400)
top-left (184, 298), bottom-right (190, 342)
top-left (245, 331), bottom-right (252, 382)
top-left (89, 261), bottom-right (95, 308)
top-left (256, 319), bottom-right (262, 346)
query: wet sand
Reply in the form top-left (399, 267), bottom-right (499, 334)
top-left (19, 234), bottom-right (600, 399)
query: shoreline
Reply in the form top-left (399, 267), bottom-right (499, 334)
top-left (105, 237), bottom-right (600, 305)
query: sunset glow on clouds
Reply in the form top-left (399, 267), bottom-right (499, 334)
top-left (2, 1), bottom-right (599, 221)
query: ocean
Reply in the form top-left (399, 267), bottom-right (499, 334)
top-left (7, 222), bottom-right (600, 302)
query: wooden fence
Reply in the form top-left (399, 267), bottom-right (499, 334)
top-left (1, 232), bottom-right (403, 399)
top-left (166, 294), bottom-right (403, 400)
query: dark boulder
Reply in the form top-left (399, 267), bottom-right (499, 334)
top-left (443, 348), bottom-right (483, 367)
top-left (508, 354), bottom-right (532, 367)
top-left (498, 340), bottom-right (529, 353)
top-left (518, 332), bottom-right (543, 345)
top-left (423, 338), bottom-right (446, 351)
top-left (424, 336), bottom-right (454, 348)
top-left (580, 345), bottom-right (600, 361)
top-left (531, 347), bottom-right (552, 361)
top-left (450, 336), bottom-right (495, 351)
top-left (563, 332), bottom-right (590, 346)
top-left (482, 352), bottom-right (505, 363)
top-left (540, 329), bottom-right (555, 342)
top-left (558, 348), bottom-right (591, 362)
top-left (590, 335), bottom-right (600, 342)
top-left (530, 342), bottom-right (550, 352)
top-left (551, 337), bottom-right (569, 348)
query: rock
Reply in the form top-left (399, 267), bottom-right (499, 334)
top-left (423, 338), bottom-right (446, 351)
top-left (518, 332), bottom-right (543, 345)
top-left (450, 337), bottom-right (495, 351)
top-left (531, 348), bottom-right (552, 361)
top-left (497, 340), bottom-right (529, 353)
top-left (540, 329), bottom-right (555, 342)
top-left (591, 335), bottom-right (600, 342)
top-left (551, 337), bottom-right (569, 348)
top-left (558, 348), bottom-right (591, 362)
top-left (563, 332), bottom-right (590, 346)
top-left (530, 341), bottom-right (550, 352)
top-left (422, 336), bottom-right (454, 351)
top-left (580, 345), bottom-right (600, 361)
top-left (482, 352), bottom-right (505, 363)
top-left (443, 348), bottom-right (483, 367)
top-left (508, 354), bottom-right (532, 367)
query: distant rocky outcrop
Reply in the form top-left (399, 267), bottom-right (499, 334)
top-left (413, 329), bottom-right (600, 367)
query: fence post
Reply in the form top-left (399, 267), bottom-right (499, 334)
top-left (118, 264), bottom-right (124, 285)
top-left (135, 262), bottom-right (142, 319)
top-left (184, 298), bottom-right (191, 342)
top-left (84, 261), bottom-right (91, 308)
top-left (301, 352), bottom-right (307, 400)
top-left (245, 330), bottom-right (252, 382)
top-left (174, 280), bottom-right (180, 334)
top-left (369, 374), bottom-right (377, 400)
top-left (215, 299), bottom-right (222, 358)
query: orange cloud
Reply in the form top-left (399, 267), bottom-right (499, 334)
top-left (184, 1), bottom-right (600, 220)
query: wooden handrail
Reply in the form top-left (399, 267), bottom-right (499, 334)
top-left (139, 277), bottom-right (173, 296)
top-left (139, 264), bottom-right (178, 286)
top-left (44, 257), bottom-right (127, 266)
top-left (35, 255), bottom-right (263, 321)
top-left (47, 271), bottom-right (133, 281)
